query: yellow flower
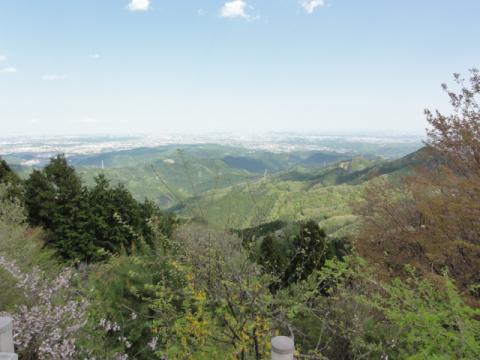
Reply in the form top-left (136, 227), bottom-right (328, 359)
top-left (195, 290), bottom-right (206, 302)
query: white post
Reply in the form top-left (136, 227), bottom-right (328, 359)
top-left (271, 336), bottom-right (294, 360)
top-left (0, 317), bottom-right (17, 360)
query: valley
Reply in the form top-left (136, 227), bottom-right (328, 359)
top-left (0, 134), bottom-right (425, 238)
top-left (0, 133), bottom-right (423, 211)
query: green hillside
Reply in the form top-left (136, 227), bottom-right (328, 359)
top-left (75, 145), bottom-right (355, 208)
top-left (4, 144), bottom-right (426, 233)
top-left (176, 149), bottom-right (428, 236)
top-left (176, 170), bottom-right (362, 235)
top-left (2, 139), bottom-right (422, 211)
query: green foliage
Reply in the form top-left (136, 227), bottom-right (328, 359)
top-left (0, 184), bottom-right (56, 267)
top-left (0, 157), bottom-right (23, 202)
top-left (78, 145), bottom-right (297, 209)
top-left (259, 234), bottom-right (287, 275)
top-left (0, 184), bottom-right (59, 311)
top-left (179, 169), bottom-right (364, 233)
top-left (76, 146), bottom-right (388, 214)
top-left (254, 220), bottom-right (342, 288)
top-left (80, 225), bottom-right (275, 360)
top-left (0, 157), bottom-right (20, 184)
top-left (0, 187), bottom-right (29, 310)
top-left (282, 220), bottom-right (333, 284)
top-left (23, 155), bottom-right (177, 262)
top-left (174, 224), bottom-right (279, 360)
top-left (4, 138), bottom-right (479, 359)
top-left (374, 270), bottom-right (480, 359)
top-left (87, 174), bottom-right (176, 254)
top-left (80, 253), bottom-right (183, 359)
top-left (25, 155), bottom-right (95, 260)
top-left (283, 257), bottom-right (480, 359)
top-left (234, 219), bottom-right (287, 245)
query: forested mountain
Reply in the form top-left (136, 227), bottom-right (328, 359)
top-left (74, 145), bottom-right (361, 208)
top-left (1, 72), bottom-right (480, 360)
top-left (173, 147), bottom-right (429, 236)
top-left (4, 142), bottom-right (417, 209)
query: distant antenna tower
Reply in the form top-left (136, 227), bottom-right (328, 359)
top-left (101, 160), bottom-right (104, 170)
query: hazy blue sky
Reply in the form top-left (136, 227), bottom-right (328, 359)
top-left (1, 0), bottom-right (479, 135)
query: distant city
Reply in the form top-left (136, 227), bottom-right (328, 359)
top-left (0, 132), bottom-right (424, 167)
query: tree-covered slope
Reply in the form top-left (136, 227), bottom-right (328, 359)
top-left (75, 145), bottom-right (357, 208)
top-left (175, 149), bottom-right (429, 235)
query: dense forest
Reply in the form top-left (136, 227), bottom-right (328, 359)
top-left (1, 71), bottom-right (480, 359)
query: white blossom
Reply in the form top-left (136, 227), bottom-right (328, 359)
top-left (0, 256), bottom-right (87, 359)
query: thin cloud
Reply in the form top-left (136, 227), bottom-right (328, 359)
top-left (0, 67), bottom-right (17, 74)
top-left (220, 0), bottom-right (256, 20)
top-left (127, 0), bottom-right (150, 12)
top-left (80, 117), bottom-right (100, 124)
top-left (301, 0), bottom-right (327, 14)
top-left (0, 55), bottom-right (6, 62)
top-left (70, 117), bottom-right (101, 125)
top-left (42, 74), bottom-right (66, 81)
top-left (89, 54), bottom-right (100, 60)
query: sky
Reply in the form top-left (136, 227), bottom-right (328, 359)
top-left (1, 0), bottom-right (480, 135)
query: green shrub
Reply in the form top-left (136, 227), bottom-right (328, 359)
top-left (285, 257), bottom-right (480, 359)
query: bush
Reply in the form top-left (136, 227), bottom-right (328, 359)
top-left (284, 257), bottom-right (480, 359)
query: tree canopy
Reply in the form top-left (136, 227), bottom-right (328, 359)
top-left (24, 155), bottom-right (176, 262)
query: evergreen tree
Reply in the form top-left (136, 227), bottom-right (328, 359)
top-left (88, 174), bottom-right (144, 255)
top-left (24, 156), bottom-right (177, 262)
top-left (282, 220), bottom-right (334, 286)
top-left (0, 158), bottom-right (16, 182)
top-left (256, 220), bottom-right (342, 289)
top-left (24, 169), bottom-right (56, 228)
top-left (0, 157), bottom-right (23, 201)
top-left (25, 155), bottom-right (95, 260)
top-left (259, 234), bottom-right (288, 275)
